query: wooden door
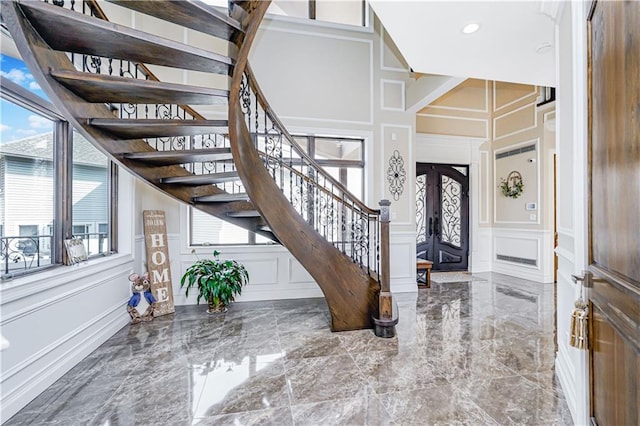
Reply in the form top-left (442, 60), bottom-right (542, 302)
top-left (588, 1), bottom-right (640, 424)
top-left (416, 163), bottom-right (469, 271)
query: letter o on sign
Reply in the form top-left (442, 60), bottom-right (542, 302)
top-left (152, 251), bottom-right (166, 265)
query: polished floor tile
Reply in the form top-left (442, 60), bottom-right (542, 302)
top-left (6, 273), bottom-right (572, 425)
top-left (291, 396), bottom-right (394, 426)
top-left (378, 384), bottom-right (500, 425)
top-left (285, 354), bottom-right (372, 405)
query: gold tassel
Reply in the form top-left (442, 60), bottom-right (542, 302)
top-left (569, 297), bottom-right (589, 350)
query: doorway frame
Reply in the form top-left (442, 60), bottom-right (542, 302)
top-left (414, 133), bottom-right (489, 274)
top-left (415, 162), bottom-right (470, 271)
top-left (554, 1), bottom-right (591, 425)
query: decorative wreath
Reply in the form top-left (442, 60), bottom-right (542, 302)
top-left (500, 171), bottom-right (524, 199)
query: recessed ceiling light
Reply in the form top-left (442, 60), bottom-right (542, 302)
top-left (462, 23), bottom-right (480, 34)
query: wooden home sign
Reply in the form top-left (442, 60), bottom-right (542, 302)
top-left (143, 210), bottom-right (175, 316)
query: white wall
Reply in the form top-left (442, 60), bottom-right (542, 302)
top-left (251, 21), bottom-right (373, 125)
top-left (0, 169), bottom-right (136, 423)
top-left (490, 104), bottom-right (556, 284)
top-left (554, 2), bottom-right (590, 425)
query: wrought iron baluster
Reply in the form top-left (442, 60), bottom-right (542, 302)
top-left (254, 92), bottom-right (259, 139)
top-left (330, 185), bottom-right (335, 244)
top-left (289, 154), bottom-right (294, 207)
top-left (3, 239), bottom-right (8, 275)
top-left (240, 73), bottom-right (252, 138)
top-left (365, 212), bottom-right (370, 270)
top-left (350, 200), bottom-right (356, 263)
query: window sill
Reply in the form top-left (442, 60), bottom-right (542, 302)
top-left (0, 252), bottom-right (134, 304)
top-left (183, 244), bottom-right (290, 256)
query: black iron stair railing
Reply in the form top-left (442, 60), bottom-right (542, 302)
top-left (238, 66), bottom-right (382, 276)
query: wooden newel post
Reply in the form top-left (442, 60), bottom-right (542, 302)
top-left (373, 199), bottom-right (396, 337)
top-left (379, 199), bottom-right (392, 320)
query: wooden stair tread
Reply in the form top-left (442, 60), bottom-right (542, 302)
top-left (107, 0), bottom-right (243, 41)
top-left (162, 171), bottom-right (239, 185)
top-left (193, 193), bottom-right (249, 203)
top-left (89, 118), bottom-right (228, 139)
top-left (50, 69), bottom-right (229, 105)
top-left (124, 148), bottom-right (232, 165)
top-left (227, 210), bottom-right (261, 218)
top-left (19, 1), bottom-right (233, 75)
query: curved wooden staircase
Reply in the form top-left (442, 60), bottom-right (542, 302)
top-left (3, 0), bottom-right (392, 332)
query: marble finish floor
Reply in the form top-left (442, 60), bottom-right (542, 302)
top-left (6, 272), bottom-right (572, 425)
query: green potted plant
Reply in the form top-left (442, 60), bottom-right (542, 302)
top-left (180, 250), bottom-right (249, 313)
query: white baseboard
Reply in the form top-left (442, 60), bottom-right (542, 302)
top-left (1, 301), bottom-right (129, 423)
top-left (392, 279), bottom-right (419, 294)
top-left (492, 261), bottom-right (553, 283)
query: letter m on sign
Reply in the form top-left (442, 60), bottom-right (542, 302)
top-left (143, 210), bottom-right (175, 316)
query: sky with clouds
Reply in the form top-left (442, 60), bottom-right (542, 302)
top-left (1, 54), bottom-right (52, 143)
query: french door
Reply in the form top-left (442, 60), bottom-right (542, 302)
top-left (415, 163), bottom-right (469, 271)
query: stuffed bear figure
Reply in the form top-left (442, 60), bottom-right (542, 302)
top-left (127, 272), bottom-right (156, 324)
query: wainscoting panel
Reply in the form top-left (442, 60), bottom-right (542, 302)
top-left (171, 238), bottom-right (324, 303)
top-left (288, 258), bottom-right (314, 284)
top-left (0, 255), bottom-right (134, 421)
top-left (492, 229), bottom-right (554, 283)
top-left (471, 227), bottom-right (492, 273)
top-left (390, 230), bottom-right (418, 293)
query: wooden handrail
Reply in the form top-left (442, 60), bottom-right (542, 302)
top-left (244, 64), bottom-right (379, 215)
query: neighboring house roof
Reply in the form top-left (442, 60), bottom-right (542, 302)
top-left (0, 132), bottom-right (107, 167)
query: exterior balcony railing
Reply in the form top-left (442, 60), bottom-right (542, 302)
top-left (1, 235), bottom-right (53, 275)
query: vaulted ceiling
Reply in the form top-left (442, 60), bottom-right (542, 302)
top-left (369, 1), bottom-right (558, 87)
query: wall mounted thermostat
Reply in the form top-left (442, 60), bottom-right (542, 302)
top-left (526, 202), bottom-right (537, 211)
